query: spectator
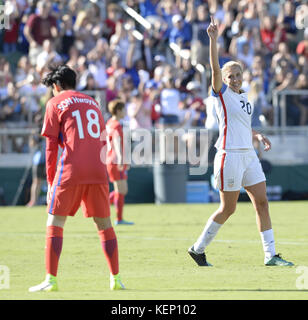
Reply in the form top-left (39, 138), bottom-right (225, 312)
top-left (23, 0), bottom-right (58, 66)
top-left (159, 76), bottom-right (181, 127)
top-left (242, 69), bottom-right (253, 92)
top-left (185, 81), bottom-right (206, 127)
top-left (271, 42), bottom-right (298, 75)
top-left (248, 80), bottom-right (272, 127)
top-left (219, 10), bottom-right (234, 54)
top-left (127, 89), bottom-right (152, 130)
top-left (146, 65), bottom-right (165, 90)
top-left (0, 82), bottom-right (23, 123)
top-left (143, 81), bottom-right (161, 125)
top-left (157, 0), bottom-right (177, 37)
top-left (0, 57), bottom-right (13, 84)
top-left (67, 0), bottom-right (83, 24)
top-left (17, 71), bottom-right (47, 120)
top-left (17, 12), bottom-right (30, 54)
top-left (83, 73), bottom-right (98, 92)
top-left (237, 41), bottom-right (255, 70)
top-left (87, 38), bottom-right (110, 90)
top-left (229, 26), bottom-right (255, 59)
top-left (188, 3), bottom-right (211, 67)
top-left (241, 1), bottom-right (260, 29)
top-left (2, 4), bottom-right (20, 54)
top-left (139, 0), bottom-right (160, 18)
top-left (73, 10), bottom-right (96, 55)
top-left (36, 39), bottom-right (62, 74)
top-left (258, 11), bottom-right (287, 60)
top-left (169, 14), bottom-right (192, 49)
top-left (267, 60), bottom-right (297, 125)
top-left (106, 54), bottom-right (126, 90)
top-left (276, 1), bottom-right (297, 52)
top-left (57, 14), bottom-right (75, 61)
top-left (106, 76), bottom-right (119, 104)
top-left (103, 3), bottom-right (123, 41)
top-left (110, 21), bottom-right (142, 69)
top-left (66, 46), bottom-right (80, 70)
top-left (0, 72), bottom-right (8, 101)
top-left (292, 73), bottom-right (308, 126)
top-left (296, 29), bottom-right (308, 74)
top-left (175, 50), bottom-right (196, 91)
top-left (251, 54), bottom-right (270, 95)
top-left (15, 56), bottom-right (31, 83)
top-left (119, 75), bottom-right (136, 104)
top-left (76, 55), bottom-right (90, 91)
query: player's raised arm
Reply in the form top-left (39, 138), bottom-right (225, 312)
top-left (207, 16), bottom-right (222, 94)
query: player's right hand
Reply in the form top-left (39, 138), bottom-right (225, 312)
top-left (207, 15), bottom-right (218, 40)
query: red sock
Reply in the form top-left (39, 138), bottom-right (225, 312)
top-left (114, 192), bottom-right (125, 221)
top-left (98, 227), bottom-right (119, 275)
top-left (45, 226), bottom-right (63, 277)
top-left (109, 191), bottom-right (115, 205)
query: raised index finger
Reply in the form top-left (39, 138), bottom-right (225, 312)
top-left (210, 15), bottom-right (215, 25)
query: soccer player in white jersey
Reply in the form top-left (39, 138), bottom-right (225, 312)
top-left (188, 17), bottom-right (293, 267)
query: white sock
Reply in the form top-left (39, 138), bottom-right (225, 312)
top-left (260, 229), bottom-right (276, 262)
top-left (193, 219), bottom-right (222, 253)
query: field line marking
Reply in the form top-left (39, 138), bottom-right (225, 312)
top-left (0, 232), bottom-right (307, 246)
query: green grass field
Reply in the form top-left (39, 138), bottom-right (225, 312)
top-left (0, 201), bottom-right (307, 300)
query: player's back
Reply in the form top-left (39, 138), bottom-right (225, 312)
top-left (44, 90), bottom-right (108, 186)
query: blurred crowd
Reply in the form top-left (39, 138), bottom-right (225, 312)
top-left (0, 0), bottom-right (308, 154)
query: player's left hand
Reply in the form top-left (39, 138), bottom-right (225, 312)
top-left (117, 164), bottom-right (124, 171)
top-left (259, 134), bottom-right (271, 151)
top-left (46, 184), bottom-right (52, 205)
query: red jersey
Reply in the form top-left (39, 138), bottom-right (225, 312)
top-left (41, 90), bottom-right (108, 186)
top-left (26, 14), bottom-right (57, 45)
top-left (106, 118), bottom-right (124, 165)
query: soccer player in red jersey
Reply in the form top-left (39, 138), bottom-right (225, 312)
top-left (106, 100), bottom-right (134, 225)
top-left (28, 65), bottom-right (125, 292)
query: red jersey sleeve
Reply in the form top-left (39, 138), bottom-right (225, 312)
top-left (41, 100), bottom-right (61, 186)
top-left (45, 136), bottom-right (58, 185)
top-left (41, 100), bottom-right (60, 139)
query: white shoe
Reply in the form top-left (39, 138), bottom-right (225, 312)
top-left (110, 273), bottom-right (125, 290)
top-left (28, 274), bottom-right (58, 292)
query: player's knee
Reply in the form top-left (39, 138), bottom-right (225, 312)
top-left (218, 205), bottom-right (236, 217)
top-left (118, 184), bottom-right (128, 195)
top-left (93, 217), bottom-right (112, 230)
top-left (255, 197), bottom-right (269, 213)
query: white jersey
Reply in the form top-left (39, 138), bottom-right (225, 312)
top-left (212, 83), bottom-right (253, 150)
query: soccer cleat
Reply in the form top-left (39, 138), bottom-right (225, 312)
top-left (265, 254), bottom-right (294, 266)
top-left (110, 273), bottom-right (125, 290)
top-left (115, 219), bottom-right (134, 225)
top-left (28, 274), bottom-right (58, 292)
top-left (188, 246), bottom-right (212, 266)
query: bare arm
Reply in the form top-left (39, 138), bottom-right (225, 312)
top-left (113, 135), bottom-right (123, 170)
top-left (208, 16), bottom-right (222, 93)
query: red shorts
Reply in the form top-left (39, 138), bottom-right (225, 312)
top-left (47, 183), bottom-right (110, 218)
top-left (107, 164), bottom-right (128, 182)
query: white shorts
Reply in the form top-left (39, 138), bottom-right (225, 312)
top-left (213, 149), bottom-right (266, 191)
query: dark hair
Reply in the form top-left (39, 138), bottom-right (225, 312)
top-left (42, 64), bottom-right (76, 89)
